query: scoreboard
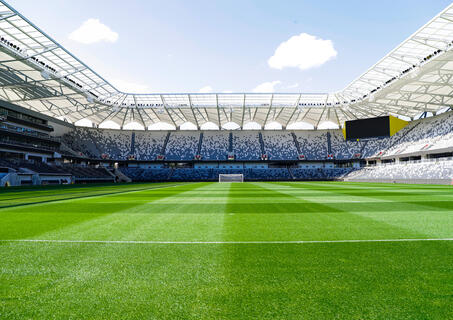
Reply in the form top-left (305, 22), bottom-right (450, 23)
top-left (343, 115), bottom-right (408, 140)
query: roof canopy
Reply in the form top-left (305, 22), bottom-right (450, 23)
top-left (0, 0), bottom-right (453, 129)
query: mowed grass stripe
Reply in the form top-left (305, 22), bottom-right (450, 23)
top-left (0, 183), bottom-right (205, 240)
top-left (225, 182), bottom-right (427, 241)
top-left (1, 182), bottom-right (453, 319)
top-left (269, 181), bottom-right (453, 239)
top-left (2, 240), bottom-right (450, 319)
top-left (0, 182), bottom-right (195, 209)
top-left (2, 182), bottom-right (230, 242)
top-left (1, 181), bottom-right (452, 242)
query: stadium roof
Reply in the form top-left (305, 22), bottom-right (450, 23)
top-left (1, 1), bottom-right (453, 130)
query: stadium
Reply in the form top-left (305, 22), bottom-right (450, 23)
top-left (1, 0), bottom-right (453, 318)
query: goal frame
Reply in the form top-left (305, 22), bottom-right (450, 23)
top-left (218, 174), bottom-right (244, 183)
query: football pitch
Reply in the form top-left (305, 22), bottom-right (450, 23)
top-left (1, 181), bottom-right (453, 319)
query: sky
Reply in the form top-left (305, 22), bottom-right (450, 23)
top-left (6, 0), bottom-right (453, 95)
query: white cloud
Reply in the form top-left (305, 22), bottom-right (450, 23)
top-left (199, 85), bottom-right (213, 93)
top-left (252, 80), bottom-right (281, 93)
top-left (69, 19), bottom-right (118, 44)
top-left (110, 78), bottom-right (149, 93)
top-left (268, 33), bottom-right (337, 70)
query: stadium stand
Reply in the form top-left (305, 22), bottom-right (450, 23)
top-left (344, 158), bottom-right (453, 184)
top-left (8, 159), bottom-right (63, 174)
top-left (233, 131), bottom-right (262, 160)
top-left (61, 165), bottom-right (115, 182)
top-left (117, 166), bottom-right (353, 182)
top-left (62, 128), bottom-right (102, 158)
top-left (329, 131), bottom-right (361, 159)
top-left (382, 112), bottom-right (453, 157)
top-left (294, 131), bottom-right (328, 160)
top-left (5, 77), bottom-right (453, 185)
top-left (166, 131), bottom-right (199, 160)
top-left (120, 167), bottom-right (173, 182)
top-left (89, 129), bottom-right (131, 160)
top-left (262, 132), bottom-right (299, 160)
top-left (200, 131), bottom-right (229, 160)
top-left (55, 112), bottom-right (453, 164)
top-left (134, 131), bottom-right (167, 160)
top-left (292, 167), bottom-right (353, 180)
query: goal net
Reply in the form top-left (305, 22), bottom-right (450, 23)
top-left (219, 174), bottom-right (244, 183)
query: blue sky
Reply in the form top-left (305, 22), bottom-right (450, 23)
top-left (7, 0), bottom-right (453, 94)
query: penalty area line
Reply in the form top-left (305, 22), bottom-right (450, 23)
top-left (1, 238), bottom-right (453, 245)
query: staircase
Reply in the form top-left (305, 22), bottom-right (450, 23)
top-left (161, 132), bottom-right (171, 156)
top-left (258, 132), bottom-right (266, 154)
top-left (359, 140), bottom-right (369, 156)
top-left (228, 132), bottom-right (233, 152)
top-left (326, 132), bottom-right (332, 154)
top-left (102, 167), bottom-right (117, 180)
top-left (291, 132), bottom-right (301, 154)
top-left (197, 132), bottom-right (204, 155)
top-left (86, 130), bottom-right (103, 157)
top-left (131, 132), bottom-right (136, 155)
top-left (114, 168), bottom-right (132, 183)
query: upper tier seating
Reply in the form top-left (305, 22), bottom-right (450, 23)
top-left (134, 131), bottom-right (167, 160)
top-left (233, 131), bottom-right (262, 160)
top-left (60, 111), bottom-right (453, 161)
top-left (294, 131), bottom-right (328, 160)
top-left (201, 132), bottom-right (229, 160)
top-left (62, 128), bottom-right (102, 158)
top-left (382, 112), bottom-right (453, 157)
top-left (330, 131), bottom-right (361, 159)
top-left (89, 129), bottom-right (131, 160)
top-left (262, 132), bottom-right (298, 160)
top-left (166, 131), bottom-right (199, 160)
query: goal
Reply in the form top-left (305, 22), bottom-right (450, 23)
top-left (218, 174), bottom-right (244, 183)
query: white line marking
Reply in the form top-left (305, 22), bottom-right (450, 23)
top-left (1, 238), bottom-right (452, 245)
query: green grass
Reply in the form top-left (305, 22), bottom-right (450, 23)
top-left (1, 181), bottom-right (452, 319)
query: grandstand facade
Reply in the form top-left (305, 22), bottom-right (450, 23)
top-left (1, 0), bottom-right (453, 185)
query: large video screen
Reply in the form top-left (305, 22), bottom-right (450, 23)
top-left (345, 116), bottom-right (389, 139)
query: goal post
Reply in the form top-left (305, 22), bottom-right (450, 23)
top-left (218, 174), bottom-right (244, 183)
